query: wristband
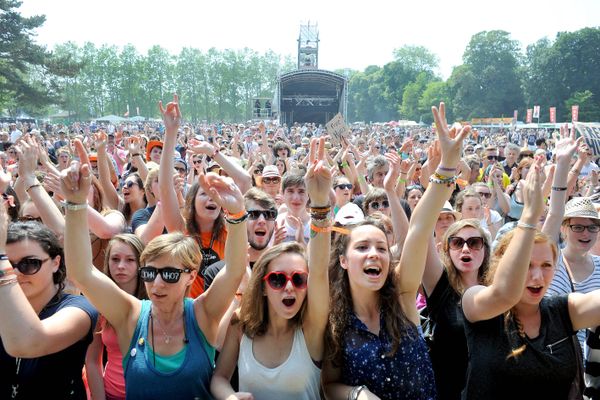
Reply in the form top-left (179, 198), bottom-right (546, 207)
top-left (0, 267), bottom-right (14, 278)
top-left (0, 276), bottom-right (17, 287)
top-left (226, 209), bottom-right (246, 220)
top-left (62, 201), bottom-right (88, 211)
top-left (131, 153), bottom-right (141, 157)
top-left (551, 186), bottom-right (568, 191)
top-left (397, 177), bottom-right (407, 184)
top-left (340, 161), bottom-right (349, 168)
top-left (25, 182), bottom-right (41, 192)
top-left (224, 212), bottom-right (248, 225)
top-left (437, 166), bottom-right (456, 172)
top-left (517, 221), bottom-right (537, 230)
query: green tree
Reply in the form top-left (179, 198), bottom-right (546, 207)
top-left (451, 30), bottom-right (524, 119)
top-left (0, 0), bottom-right (80, 114)
top-left (393, 45), bottom-right (439, 75)
top-left (565, 90), bottom-right (600, 122)
top-left (418, 81), bottom-right (450, 124)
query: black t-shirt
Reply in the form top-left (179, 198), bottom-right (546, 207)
top-left (131, 205), bottom-right (156, 233)
top-left (462, 295), bottom-right (577, 400)
top-left (0, 293), bottom-right (98, 399)
top-left (203, 260), bottom-right (255, 291)
top-left (425, 270), bottom-right (466, 400)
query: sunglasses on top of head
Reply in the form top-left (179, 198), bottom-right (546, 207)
top-left (247, 209), bottom-right (277, 221)
top-left (139, 266), bottom-right (192, 283)
top-left (263, 271), bottom-right (308, 290)
top-left (11, 257), bottom-right (51, 275)
top-left (448, 236), bottom-right (484, 250)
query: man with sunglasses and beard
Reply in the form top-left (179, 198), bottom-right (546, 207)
top-left (203, 188), bottom-right (278, 289)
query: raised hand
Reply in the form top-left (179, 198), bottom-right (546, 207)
top-left (59, 140), bottom-right (92, 205)
top-left (273, 219), bottom-right (287, 245)
top-left (431, 102), bottom-right (471, 169)
top-left (522, 155), bottom-right (546, 220)
top-left (198, 173), bottom-right (244, 215)
top-left (383, 152), bottom-right (401, 192)
top-left (15, 135), bottom-right (39, 183)
top-left (127, 136), bottom-right (143, 156)
top-left (94, 132), bottom-right (108, 153)
top-left (305, 137), bottom-right (332, 206)
top-left (187, 139), bottom-right (216, 156)
top-left (555, 124), bottom-right (583, 164)
top-left (158, 93), bottom-right (181, 133)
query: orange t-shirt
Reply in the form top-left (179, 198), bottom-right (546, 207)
top-left (189, 230), bottom-right (226, 298)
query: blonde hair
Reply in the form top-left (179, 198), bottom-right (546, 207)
top-left (140, 232), bottom-right (202, 272)
top-left (486, 229), bottom-right (557, 359)
top-left (440, 219), bottom-right (491, 295)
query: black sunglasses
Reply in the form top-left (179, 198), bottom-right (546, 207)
top-left (487, 155), bottom-right (498, 161)
top-left (174, 166), bottom-right (186, 173)
top-left (139, 266), bottom-right (192, 283)
top-left (11, 257), bottom-right (50, 275)
top-left (476, 191), bottom-right (492, 199)
top-left (448, 236), bottom-right (484, 250)
top-left (335, 183), bottom-right (353, 190)
top-left (247, 209), bottom-right (278, 221)
top-left (124, 180), bottom-right (139, 189)
top-left (370, 200), bottom-right (390, 210)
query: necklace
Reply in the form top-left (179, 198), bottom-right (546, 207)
top-left (150, 311), bottom-right (174, 344)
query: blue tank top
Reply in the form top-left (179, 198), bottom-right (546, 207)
top-left (123, 298), bottom-right (216, 400)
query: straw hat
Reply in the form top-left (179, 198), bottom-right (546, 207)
top-left (563, 197), bottom-right (600, 221)
top-left (441, 201), bottom-right (461, 221)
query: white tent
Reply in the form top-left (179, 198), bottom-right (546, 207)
top-left (95, 115), bottom-right (127, 123)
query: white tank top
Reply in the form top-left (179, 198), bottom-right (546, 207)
top-left (238, 328), bottom-right (321, 400)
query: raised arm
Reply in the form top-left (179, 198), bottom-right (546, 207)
top-left (15, 136), bottom-right (65, 236)
top-left (383, 152), bottom-right (409, 248)
top-left (95, 132), bottom-right (120, 210)
top-left (188, 140), bottom-right (252, 194)
top-left (62, 140), bottom-right (140, 345)
top-left (127, 136), bottom-right (149, 182)
top-left (462, 156), bottom-right (546, 323)
top-left (303, 137), bottom-right (332, 361)
top-left (396, 103), bottom-right (470, 325)
top-left (195, 173), bottom-right (248, 347)
top-left (157, 94), bottom-right (186, 233)
top-left (542, 125), bottom-right (582, 243)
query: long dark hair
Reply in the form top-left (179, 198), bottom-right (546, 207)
top-left (325, 219), bottom-right (413, 366)
top-left (7, 221), bottom-right (66, 291)
top-left (184, 181), bottom-right (225, 245)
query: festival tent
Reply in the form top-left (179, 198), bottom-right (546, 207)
top-left (95, 115), bottom-right (127, 124)
top-left (129, 116), bottom-right (147, 122)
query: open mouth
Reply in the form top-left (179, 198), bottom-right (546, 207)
top-left (364, 266), bottom-right (381, 276)
top-left (282, 298), bottom-right (296, 307)
top-left (255, 229), bottom-right (266, 237)
top-left (579, 239), bottom-right (591, 244)
top-left (527, 286), bottom-right (543, 295)
top-left (460, 256), bottom-right (472, 263)
top-left (206, 204), bottom-right (217, 211)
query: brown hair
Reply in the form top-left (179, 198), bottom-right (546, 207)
top-left (103, 234), bottom-right (147, 300)
top-left (485, 229), bottom-right (557, 359)
top-left (454, 188), bottom-right (482, 213)
top-left (183, 181), bottom-right (226, 247)
top-left (238, 242), bottom-right (307, 338)
top-left (440, 219), bottom-right (491, 295)
top-left (325, 219), bottom-right (413, 366)
top-left (363, 188), bottom-right (388, 215)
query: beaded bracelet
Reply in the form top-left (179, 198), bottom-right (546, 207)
top-left (63, 201), bottom-right (88, 211)
top-left (0, 267), bottom-right (14, 278)
top-left (429, 174), bottom-right (457, 187)
top-left (0, 276), bottom-right (17, 288)
top-left (433, 171), bottom-right (455, 180)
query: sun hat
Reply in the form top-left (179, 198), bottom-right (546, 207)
top-left (440, 201), bottom-right (461, 221)
top-left (146, 140), bottom-right (163, 161)
top-left (334, 203), bottom-right (365, 226)
top-left (262, 165), bottom-right (281, 179)
top-left (563, 197), bottom-right (600, 221)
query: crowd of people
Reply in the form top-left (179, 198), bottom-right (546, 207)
top-left (1, 97), bottom-right (600, 400)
